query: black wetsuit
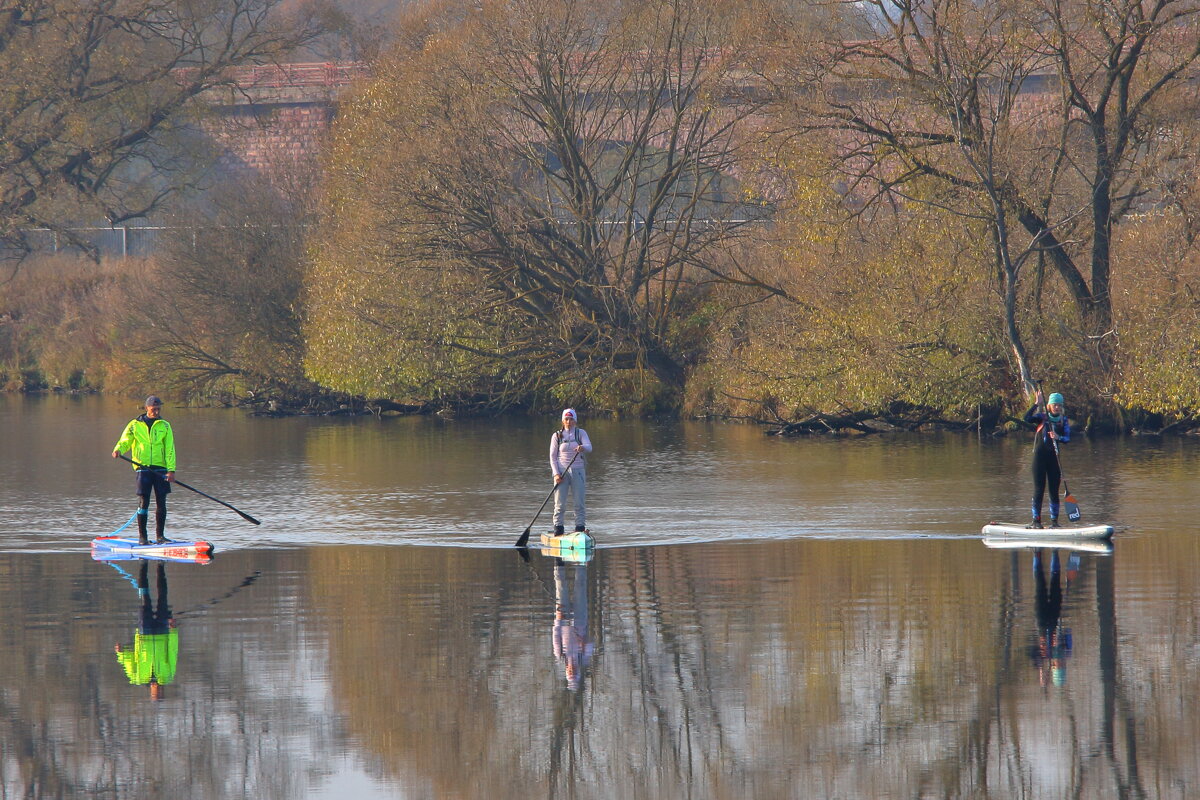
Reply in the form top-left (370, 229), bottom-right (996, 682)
top-left (1023, 404), bottom-right (1070, 522)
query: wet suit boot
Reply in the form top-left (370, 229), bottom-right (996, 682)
top-left (137, 508), bottom-right (149, 545)
top-left (574, 524), bottom-right (587, 533)
top-left (553, 525), bottom-right (565, 536)
top-left (1026, 517), bottom-right (1043, 529)
top-left (155, 510), bottom-right (168, 543)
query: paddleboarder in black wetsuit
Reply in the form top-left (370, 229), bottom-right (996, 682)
top-left (1024, 389), bottom-right (1070, 529)
top-left (112, 396), bottom-right (176, 544)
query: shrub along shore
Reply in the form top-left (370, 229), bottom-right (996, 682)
top-left (3, 248), bottom-right (1197, 436)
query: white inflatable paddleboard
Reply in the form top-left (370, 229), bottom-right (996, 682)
top-left (981, 522), bottom-right (1114, 540)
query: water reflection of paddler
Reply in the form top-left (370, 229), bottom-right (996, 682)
top-left (114, 560), bottom-right (178, 700)
top-left (552, 561), bottom-right (593, 691)
top-left (1029, 549), bottom-right (1076, 687)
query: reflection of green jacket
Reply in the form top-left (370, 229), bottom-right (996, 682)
top-left (113, 415), bottom-right (176, 471)
top-left (116, 630), bottom-right (179, 685)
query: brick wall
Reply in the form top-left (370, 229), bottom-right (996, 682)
top-left (208, 102), bottom-right (337, 177)
top-left (200, 63), bottom-right (365, 180)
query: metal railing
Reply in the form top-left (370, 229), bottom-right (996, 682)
top-left (22, 226), bottom-right (167, 258)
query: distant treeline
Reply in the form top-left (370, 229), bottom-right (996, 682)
top-left (3, 0), bottom-right (1200, 434)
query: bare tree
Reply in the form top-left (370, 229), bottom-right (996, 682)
top-left (0, 0), bottom-right (324, 273)
top-left (776, 0), bottom-right (1200, 410)
top-left (121, 172), bottom-right (316, 402)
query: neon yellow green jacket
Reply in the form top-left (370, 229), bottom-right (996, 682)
top-left (116, 630), bottom-right (179, 685)
top-left (114, 416), bottom-right (176, 471)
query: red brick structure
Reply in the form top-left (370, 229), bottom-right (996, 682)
top-left (203, 62), bottom-right (370, 177)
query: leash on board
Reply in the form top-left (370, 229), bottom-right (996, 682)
top-left (109, 510), bottom-right (139, 536)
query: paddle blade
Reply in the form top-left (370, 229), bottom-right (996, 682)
top-left (1064, 493), bottom-right (1081, 522)
top-left (515, 527), bottom-right (532, 548)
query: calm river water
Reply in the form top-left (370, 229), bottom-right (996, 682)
top-left (1, 394), bottom-right (1199, 799)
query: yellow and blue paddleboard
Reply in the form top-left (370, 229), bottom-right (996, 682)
top-left (540, 530), bottom-right (595, 550)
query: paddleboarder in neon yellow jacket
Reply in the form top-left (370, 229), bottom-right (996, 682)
top-left (114, 561), bottom-right (178, 700)
top-left (112, 395), bottom-right (176, 544)
top-left (550, 408), bottom-right (592, 536)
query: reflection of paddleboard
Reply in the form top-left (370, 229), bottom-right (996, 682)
top-left (982, 536), bottom-right (1113, 555)
top-left (543, 547), bottom-right (594, 564)
top-left (92, 536), bottom-right (215, 564)
top-left (981, 522), bottom-right (1114, 540)
top-left (92, 549), bottom-right (213, 565)
top-left (540, 531), bottom-right (594, 551)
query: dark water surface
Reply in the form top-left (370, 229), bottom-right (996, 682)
top-left (2, 395), bottom-right (1199, 799)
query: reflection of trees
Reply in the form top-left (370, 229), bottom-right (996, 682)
top-left (313, 541), bottom-right (1011, 796)
top-left (313, 539), bottom-right (1192, 799)
top-left (5, 537), bottom-right (1190, 798)
top-left (950, 548), bottom-right (1166, 800)
top-left (0, 551), bottom-right (342, 800)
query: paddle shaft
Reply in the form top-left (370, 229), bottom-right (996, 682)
top-left (515, 447), bottom-right (581, 547)
top-left (117, 454), bottom-right (261, 525)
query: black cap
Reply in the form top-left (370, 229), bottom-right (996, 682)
top-left (145, 395), bottom-right (162, 406)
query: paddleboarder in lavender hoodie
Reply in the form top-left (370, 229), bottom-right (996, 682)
top-left (550, 408), bottom-right (592, 536)
top-left (1023, 389), bottom-right (1070, 528)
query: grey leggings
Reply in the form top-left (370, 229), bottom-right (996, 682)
top-left (552, 468), bottom-right (586, 529)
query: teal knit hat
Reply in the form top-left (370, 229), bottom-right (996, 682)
top-left (1047, 392), bottom-right (1064, 406)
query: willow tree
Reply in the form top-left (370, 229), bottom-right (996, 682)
top-left (775, 0), bottom-right (1200, 417)
top-left (307, 0), bottom-right (777, 410)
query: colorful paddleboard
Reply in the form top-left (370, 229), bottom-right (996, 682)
top-left (540, 531), bottom-right (595, 550)
top-left (92, 536), bottom-right (215, 564)
top-left (981, 522), bottom-right (1114, 540)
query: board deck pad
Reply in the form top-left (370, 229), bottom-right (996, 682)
top-left (92, 536), bottom-right (215, 563)
top-left (980, 522), bottom-right (1114, 540)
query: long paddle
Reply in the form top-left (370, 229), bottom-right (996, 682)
top-left (117, 454), bottom-right (261, 525)
top-left (1035, 381), bottom-right (1081, 523)
top-left (515, 448), bottom-right (581, 548)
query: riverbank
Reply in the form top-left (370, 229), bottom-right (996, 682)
top-left (4, 253), bottom-right (1198, 434)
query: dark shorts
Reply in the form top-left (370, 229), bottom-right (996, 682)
top-left (135, 469), bottom-right (172, 497)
